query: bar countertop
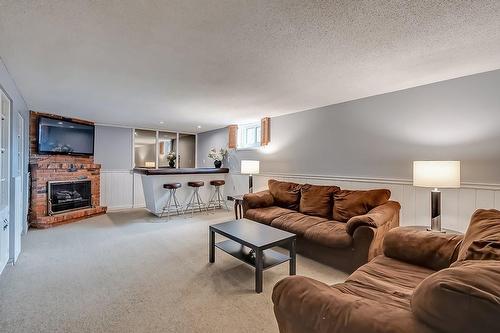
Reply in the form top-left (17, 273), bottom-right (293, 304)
top-left (134, 167), bottom-right (229, 175)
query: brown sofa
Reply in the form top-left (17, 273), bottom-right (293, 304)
top-left (243, 179), bottom-right (400, 272)
top-left (272, 209), bottom-right (500, 333)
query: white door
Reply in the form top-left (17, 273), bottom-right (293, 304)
top-left (0, 89), bottom-right (11, 272)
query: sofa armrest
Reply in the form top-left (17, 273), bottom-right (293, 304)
top-left (242, 190), bottom-right (274, 213)
top-left (383, 227), bottom-right (463, 271)
top-left (346, 201), bottom-right (401, 236)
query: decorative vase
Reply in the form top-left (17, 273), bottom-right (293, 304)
top-left (214, 160), bottom-right (222, 168)
top-left (169, 160), bottom-right (175, 168)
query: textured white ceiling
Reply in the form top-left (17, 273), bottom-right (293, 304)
top-left (1, 0), bottom-right (499, 133)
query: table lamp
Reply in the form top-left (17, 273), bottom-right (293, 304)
top-left (413, 161), bottom-right (460, 231)
top-left (241, 160), bottom-right (260, 193)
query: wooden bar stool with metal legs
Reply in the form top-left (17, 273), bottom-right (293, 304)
top-left (207, 180), bottom-right (229, 212)
top-left (160, 183), bottom-right (183, 220)
top-left (183, 181), bottom-right (207, 216)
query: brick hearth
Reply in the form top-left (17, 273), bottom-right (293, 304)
top-left (29, 111), bottom-right (107, 228)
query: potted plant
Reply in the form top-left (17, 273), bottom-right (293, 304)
top-left (208, 148), bottom-right (228, 168)
top-left (166, 152), bottom-right (176, 168)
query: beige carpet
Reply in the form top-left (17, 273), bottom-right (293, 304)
top-left (0, 209), bottom-right (348, 333)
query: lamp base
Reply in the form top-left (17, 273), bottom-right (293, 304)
top-left (248, 174), bottom-right (253, 193)
top-left (430, 190), bottom-right (442, 232)
top-left (426, 227), bottom-right (447, 233)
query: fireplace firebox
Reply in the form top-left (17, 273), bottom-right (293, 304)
top-left (48, 180), bottom-right (92, 215)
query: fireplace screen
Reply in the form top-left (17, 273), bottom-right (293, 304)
top-left (48, 180), bottom-right (92, 215)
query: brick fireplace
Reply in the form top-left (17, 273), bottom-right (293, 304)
top-left (29, 111), bottom-right (106, 228)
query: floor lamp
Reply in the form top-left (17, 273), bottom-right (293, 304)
top-left (413, 161), bottom-right (461, 232)
top-left (241, 160), bottom-right (260, 193)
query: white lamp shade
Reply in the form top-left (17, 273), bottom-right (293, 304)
top-left (413, 161), bottom-right (460, 188)
top-left (241, 160), bottom-right (260, 174)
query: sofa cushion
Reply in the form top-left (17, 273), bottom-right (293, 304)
top-left (333, 189), bottom-right (391, 222)
top-left (244, 206), bottom-right (295, 225)
top-left (268, 179), bottom-right (302, 210)
top-left (271, 212), bottom-right (327, 236)
top-left (335, 255), bottom-right (434, 311)
top-left (457, 209), bottom-right (500, 261)
top-left (299, 184), bottom-right (340, 218)
top-left (242, 190), bottom-right (274, 209)
top-left (412, 260), bottom-right (500, 333)
top-left (303, 221), bottom-right (353, 248)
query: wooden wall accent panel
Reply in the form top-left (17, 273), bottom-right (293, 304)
top-left (228, 124), bottom-right (238, 149)
top-left (261, 117), bottom-right (270, 146)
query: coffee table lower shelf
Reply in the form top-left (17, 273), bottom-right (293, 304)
top-left (215, 239), bottom-right (291, 270)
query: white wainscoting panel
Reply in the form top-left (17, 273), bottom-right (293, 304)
top-left (100, 170), bottom-right (134, 210)
top-left (133, 173), bottom-right (146, 208)
top-left (495, 191), bottom-right (500, 210)
top-left (225, 173), bottom-right (500, 233)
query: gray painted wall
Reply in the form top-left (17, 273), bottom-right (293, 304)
top-left (0, 57), bottom-right (29, 261)
top-left (94, 125), bottom-right (133, 170)
top-left (197, 69), bottom-right (500, 184)
top-left (197, 128), bottom-right (230, 168)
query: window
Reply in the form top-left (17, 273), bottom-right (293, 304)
top-left (238, 122), bottom-right (261, 149)
top-left (157, 131), bottom-right (177, 168)
top-left (134, 129), bottom-right (157, 168)
top-left (134, 129), bottom-right (197, 169)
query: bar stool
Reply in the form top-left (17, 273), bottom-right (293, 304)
top-left (183, 181), bottom-right (207, 216)
top-left (160, 183), bottom-right (182, 220)
top-left (207, 180), bottom-right (229, 212)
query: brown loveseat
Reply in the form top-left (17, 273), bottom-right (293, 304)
top-left (272, 209), bottom-right (500, 333)
top-left (243, 179), bottom-right (400, 272)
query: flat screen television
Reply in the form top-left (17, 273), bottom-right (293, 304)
top-left (37, 116), bottom-right (95, 155)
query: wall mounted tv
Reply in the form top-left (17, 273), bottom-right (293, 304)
top-left (37, 116), bottom-right (95, 156)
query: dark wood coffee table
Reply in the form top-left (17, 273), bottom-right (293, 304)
top-left (209, 219), bottom-right (297, 293)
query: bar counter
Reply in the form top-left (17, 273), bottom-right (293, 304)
top-left (134, 167), bottom-right (230, 216)
top-left (134, 167), bottom-right (229, 175)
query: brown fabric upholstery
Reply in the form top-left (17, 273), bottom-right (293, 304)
top-left (268, 179), bottom-right (302, 210)
top-left (273, 275), bottom-right (434, 333)
top-left (273, 209), bottom-right (500, 333)
top-left (463, 239), bottom-right (500, 260)
top-left (346, 201), bottom-right (400, 236)
top-left (299, 184), bottom-right (340, 218)
top-left (163, 183), bottom-right (181, 189)
top-left (296, 227), bottom-right (375, 273)
top-left (243, 183), bottom-right (398, 272)
top-left (209, 180), bottom-right (225, 186)
top-left (187, 181), bottom-right (204, 187)
top-left (384, 227), bottom-right (463, 271)
top-left (457, 208), bottom-right (500, 261)
top-left (336, 256), bottom-right (434, 310)
top-left (244, 206), bottom-right (295, 225)
top-left (242, 190), bottom-right (274, 213)
top-left (365, 203), bottom-right (401, 261)
top-left (333, 189), bottom-right (391, 222)
top-left (303, 221), bottom-right (352, 248)
top-left (271, 213), bottom-right (328, 236)
top-left (412, 260), bottom-right (500, 333)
